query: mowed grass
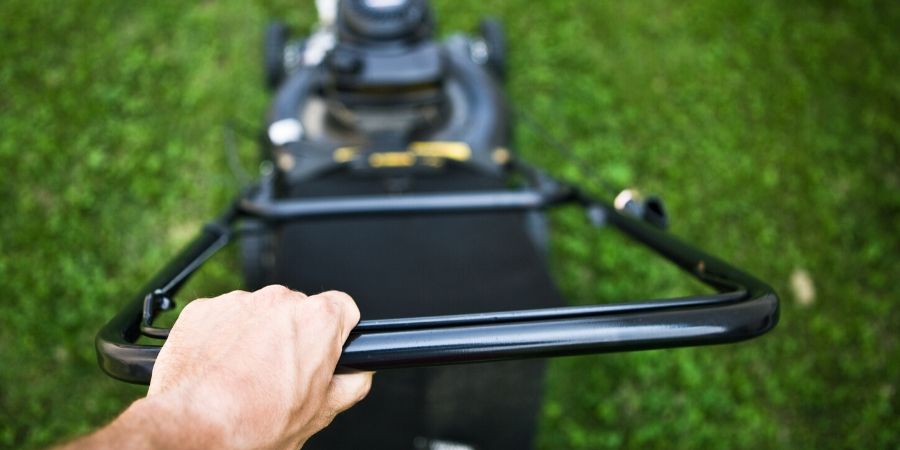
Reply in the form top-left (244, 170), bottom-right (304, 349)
top-left (1, 0), bottom-right (897, 449)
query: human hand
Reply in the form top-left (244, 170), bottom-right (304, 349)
top-left (99, 286), bottom-right (372, 450)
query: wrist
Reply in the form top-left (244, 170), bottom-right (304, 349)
top-left (116, 391), bottom-right (230, 449)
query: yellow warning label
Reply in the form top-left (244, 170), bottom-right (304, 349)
top-left (333, 141), bottom-right (475, 167)
top-left (368, 151), bottom-right (417, 168)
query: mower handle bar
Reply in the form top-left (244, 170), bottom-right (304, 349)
top-left (96, 180), bottom-right (779, 384)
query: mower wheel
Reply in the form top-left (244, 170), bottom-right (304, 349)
top-left (264, 22), bottom-right (289, 90)
top-left (479, 17), bottom-right (506, 79)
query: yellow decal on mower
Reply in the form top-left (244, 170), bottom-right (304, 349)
top-left (332, 141), bottom-right (473, 168)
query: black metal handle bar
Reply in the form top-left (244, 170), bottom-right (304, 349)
top-left (96, 182), bottom-right (778, 384)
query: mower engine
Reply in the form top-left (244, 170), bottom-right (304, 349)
top-left (262, 0), bottom-right (509, 189)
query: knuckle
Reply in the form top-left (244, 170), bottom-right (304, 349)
top-left (307, 295), bottom-right (343, 317)
top-left (256, 284), bottom-right (304, 302)
top-left (218, 290), bottom-right (251, 305)
top-left (320, 290), bottom-right (360, 320)
top-left (257, 284), bottom-right (292, 295)
top-left (320, 290), bottom-right (353, 302)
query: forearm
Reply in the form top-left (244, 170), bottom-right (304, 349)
top-left (56, 395), bottom-right (226, 450)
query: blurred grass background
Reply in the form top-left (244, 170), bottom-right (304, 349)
top-left (0, 0), bottom-right (897, 448)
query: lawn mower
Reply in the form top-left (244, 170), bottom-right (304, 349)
top-left (96, 1), bottom-right (780, 448)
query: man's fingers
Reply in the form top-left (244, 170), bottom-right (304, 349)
top-left (297, 290), bottom-right (360, 346)
top-left (317, 290), bottom-right (361, 341)
top-left (322, 371), bottom-right (374, 420)
top-left (279, 290), bottom-right (362, 396)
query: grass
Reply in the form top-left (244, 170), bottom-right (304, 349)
top-left (1, 0), bottom-right (897, 448)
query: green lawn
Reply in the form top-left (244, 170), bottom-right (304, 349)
top-left (1, 0), bottom-right (897, 448)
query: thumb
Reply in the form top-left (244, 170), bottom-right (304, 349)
top-left (326, 371), bottom-right (374, 415)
